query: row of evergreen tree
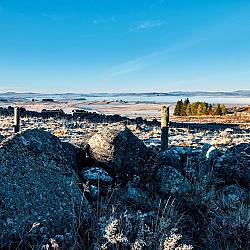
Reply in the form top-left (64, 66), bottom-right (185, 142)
top-left (173, 98), bottom-right (227, 116)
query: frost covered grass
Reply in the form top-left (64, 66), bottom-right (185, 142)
top-left (81, 182), bottom-right (193, 250)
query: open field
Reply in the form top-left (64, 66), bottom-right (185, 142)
top-left (0, 98), bottom-right (249, 148)
top-left (0, 99), bottom-right (249, 126)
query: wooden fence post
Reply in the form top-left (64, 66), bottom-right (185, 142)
top-left (161, 105), bottom-right (169, 151)
top-left (14, 107), bottom-right (21, 133)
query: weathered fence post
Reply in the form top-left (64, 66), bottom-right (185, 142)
top-left (161, 105), bottom-right (169, 151)
top-left (14, 107), bottom-right (21, 133)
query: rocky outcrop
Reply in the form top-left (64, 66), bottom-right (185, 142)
top-left (0, 129), bottom-right (91, 248)
top-left (215, 143), bottom-right (250, 186)
top-left (88, 124), bottom-right (148, 178)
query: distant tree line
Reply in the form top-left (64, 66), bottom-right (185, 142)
top-left (173, 98), bottom-right (227, 116)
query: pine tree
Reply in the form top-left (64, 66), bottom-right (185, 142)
top-left (183, 100), bottom-right (214, 116)
top-left (213, 104), bottom-right (222, 116)
top-left (197, 104), bottom-right (203, 116)
top-left (186, 103), bottom-right (192, 116)
top-left (179, 99), bottom-right (183, 116)
top-left (174, 100), bottom-right (182, 116)
top-left (201, 102), bottom-right (208, 115)
top-left (182, 98), bottom-right (190, 116)
top-left (191, 103), bottom-right (197, 115)
top-left (208, 104), bottom-right (213, 115)
top-left (221, 104), bottom-right (227, 115)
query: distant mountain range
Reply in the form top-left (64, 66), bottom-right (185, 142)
top-left (0, 90), bottom-right (250, 98)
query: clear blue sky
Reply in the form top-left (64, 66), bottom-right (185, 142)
top-left (0, 0), bottom-right (250, 93)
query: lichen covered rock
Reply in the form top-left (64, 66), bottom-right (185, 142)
top-left (80, 166), bottom-right (113, 184)
top-left (215, 143), bottom-right (250, 185)
top-left (0, 129), bottom-right (91, 248)
top-left (152, 149), bottom-right (183, 171)
top-left (156, 165), bottom-right (191, 195)
top-left (88, 124), bottom-right (147, 177)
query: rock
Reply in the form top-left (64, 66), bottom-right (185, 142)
top-left (125, 175), bottom-right (150, 207)
top-left (173, 147), bottom-right (192, 159)
top-left (202, 185), bottom-right (248, 217)
top-left (217, 185), bottom-right (248, 210)
top-left (152, 149), bottom-right (182, 170)
top-left (126, 186), bottom-right (149, 206)
top-left (80, 166), bottom-right (113, 184)
top-left (202, 143), bottom-right (220, 162)
top-left (156, 165), bottom-right (191, 195)
top-left (80, 166), bottom-right (114, 202)
top-left (0, 129), bottom-right (91, 248)
top-left (88, 124), bottom-right (147, 177)
top-left (215, 143), bottom-right (250, 185)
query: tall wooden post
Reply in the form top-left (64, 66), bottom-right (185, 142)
top-left (14, 107), bottom-right (21, 133)
top-left (161, 105), bottom-right (169, 151)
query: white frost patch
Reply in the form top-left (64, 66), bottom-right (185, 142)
top-left (206, 145), bottom-right (216, 159)
top-left (81, 167), bottom-right (113, 183)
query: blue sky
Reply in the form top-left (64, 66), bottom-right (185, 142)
top-left (0, 0), bottom-right (250, 93)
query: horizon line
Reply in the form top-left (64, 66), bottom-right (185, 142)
top-left (0, 89), bottom-right (250, 95)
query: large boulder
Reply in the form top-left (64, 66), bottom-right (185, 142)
top-left (88, 125), bottom-right (148, 177)
top-left (156, 165), bottom-right (191, 195)
top-left (215, 143), bottom-right (250, 186)
top-left (0, 129), bottom-right (91, 248)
